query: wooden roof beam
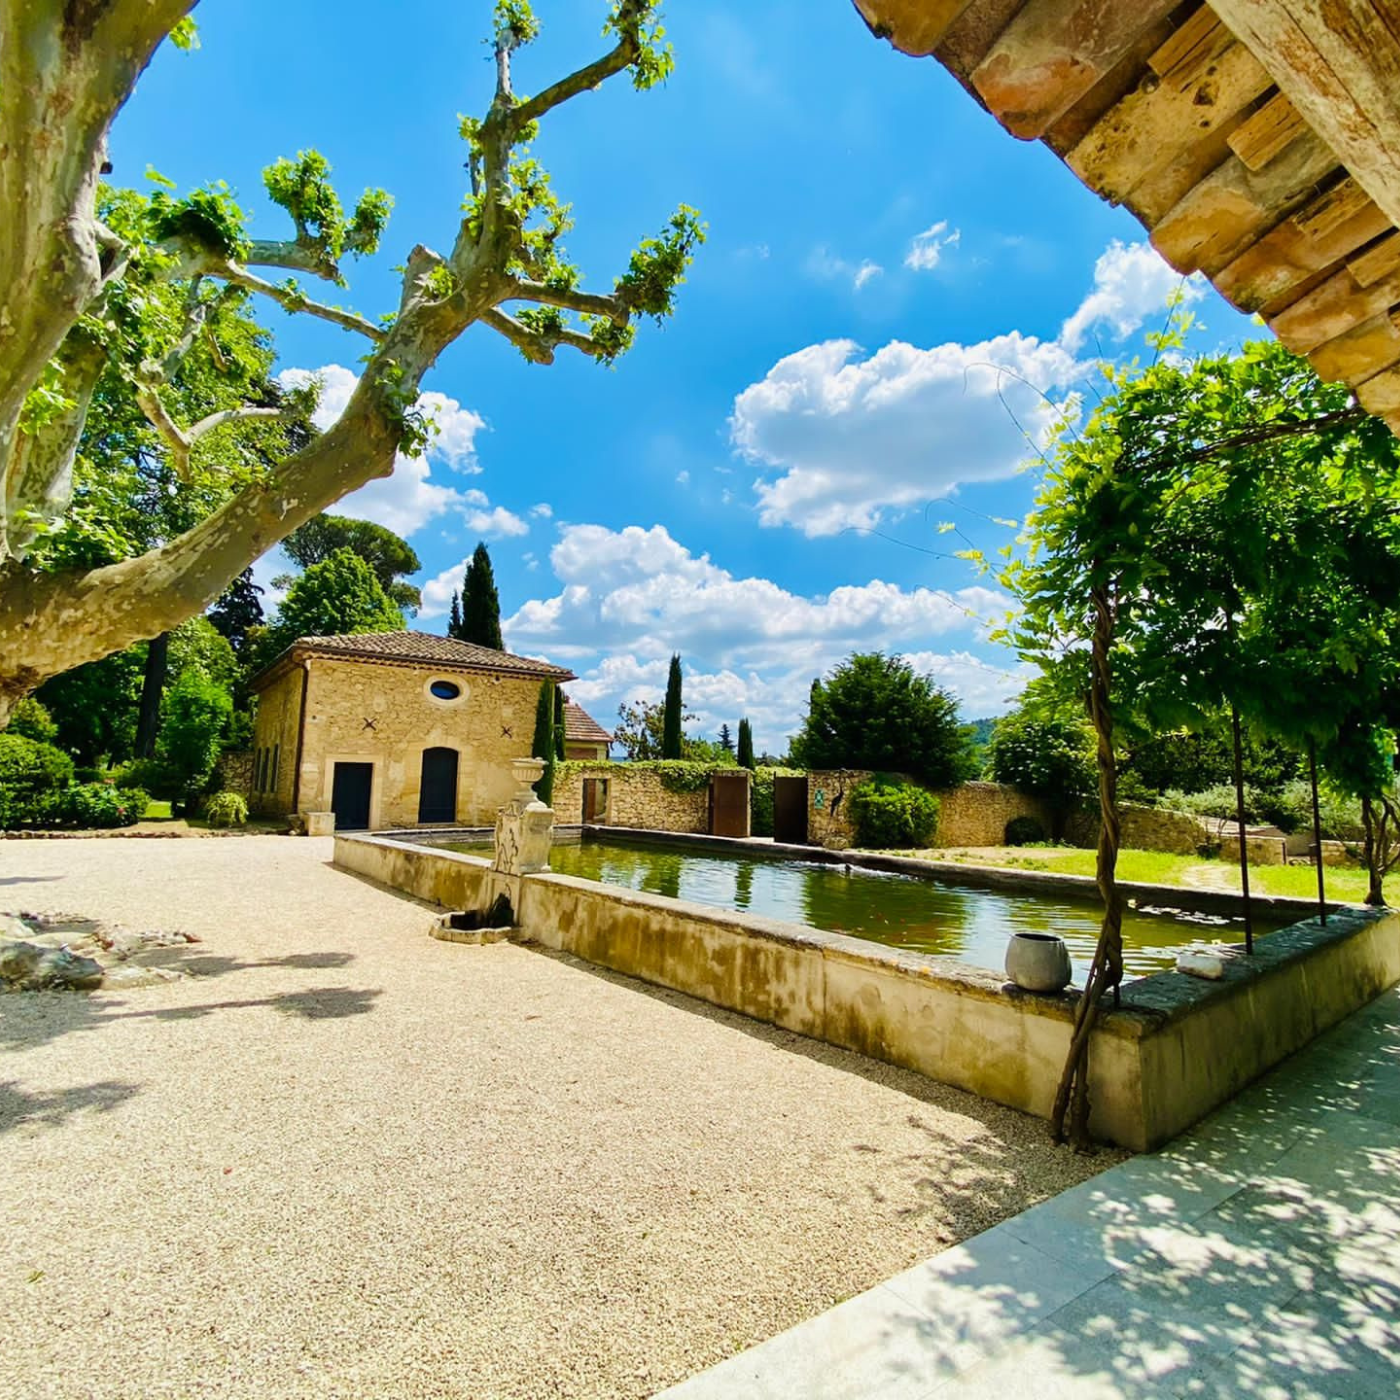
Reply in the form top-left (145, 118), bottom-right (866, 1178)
top-left (1208, 1), bottom-right (1400, 233)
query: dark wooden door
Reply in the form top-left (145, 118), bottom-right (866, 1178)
top-left (418, 747), bottom-right (459, 824)
top-left (331, 762), bottom-right (374, 831)
top-left (773, 775), bottom-right (810, 845)
top-left (709, 772), bottom-right (750, 838)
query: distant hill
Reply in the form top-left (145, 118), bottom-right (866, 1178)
top-left (966, 717), bottom-right (998, 752)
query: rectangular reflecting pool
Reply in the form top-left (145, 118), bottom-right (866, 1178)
top-left (440, 834), bottom-right (1279, 980)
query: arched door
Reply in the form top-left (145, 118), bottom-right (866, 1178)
top-left (418, 747), bottom-right (459, 825)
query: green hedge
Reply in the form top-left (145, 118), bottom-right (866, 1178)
top-left (0, 734), bottom-right (75, 828)
top-left (850, 776), bottom-right (940, 849)
top-left (554, 759), bottom-right (733, 795)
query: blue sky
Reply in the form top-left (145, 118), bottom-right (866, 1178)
top-left (112, 1), bottom-right (1260, 751)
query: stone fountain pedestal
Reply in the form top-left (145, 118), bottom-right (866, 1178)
top-left (493, 758), bottom-right (555, 878)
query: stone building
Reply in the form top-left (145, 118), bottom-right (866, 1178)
top-left (248, 631), bottom-right (574, 831)
top-left (562, 701), bottom-right (612, 761)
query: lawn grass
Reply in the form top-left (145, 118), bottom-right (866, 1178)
top-left (932, 843), bottom-right (1376, 904)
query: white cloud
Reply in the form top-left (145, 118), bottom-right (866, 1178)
top-left (807, 246), bottom-right (885, 293)
top-left (732, 240), bottom-right (1197, 537)
top-left (1058, 240), bottom-right (1205, 353)
top-left (276, 364), bottom-right (497, 539)
top-left (732, 334), bottom-right (1077, 537)
top-left (905, 220), bottom-right (960, 272)
top-left (504, 523), bottom-right (1017, 742)
top-left (529, 503), bottom-right (554, 518)
top-left (853, 260), bottom-right (884, 291)
top-left (676, 469), bottom-right (690, 486)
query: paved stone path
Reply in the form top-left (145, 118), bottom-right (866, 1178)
top-left (661, 985), bottom-right (1400, 1399)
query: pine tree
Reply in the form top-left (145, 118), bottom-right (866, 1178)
top-left (532, 681), bottom-right (558, 806)
top-left (461, 542), bottom-right (504, 650)
top-left (737, 718), bottom-right (756, 770)
top-left (662, 654), bottom-right (684, 759)
top-left (448, 590), bottom-right (463, 640)
top-left (718, 722), bottom-right (734, 754)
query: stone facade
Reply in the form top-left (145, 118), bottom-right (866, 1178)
top-left (806, 773), bottom-right (1052, 851)
top-left (251, 651), bottom-right (557, 830)
top-left (213, 750), bottom-right (254, 798)
top-left (553, 764), bottom-right (712, 834)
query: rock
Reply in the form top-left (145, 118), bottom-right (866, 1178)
top-left (101, 964), bottom-right (188, 989)
top-left (0, 912), bottom-right (35, 942)
top-left (0, 940), bottom-right (104, 991)
top-left (1177, 950), bottom-right (1227, 980)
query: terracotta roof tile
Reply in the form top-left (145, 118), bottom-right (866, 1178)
top-left (257, 631), bottom-right (574, 686)
top-left (563, 701), bottom-right (613, 747)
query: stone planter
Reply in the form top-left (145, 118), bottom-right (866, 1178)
top-left (1005, 932), bottom-right (1072, 993)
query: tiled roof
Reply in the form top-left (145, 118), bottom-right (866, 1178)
top-left (255, 631), bottom-right (574, 687)
top-left (563, 701), bottom-right (613, 747)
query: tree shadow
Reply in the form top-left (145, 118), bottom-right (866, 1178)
top-left (0, 1078), bottom-right (140, 1135)
top-left (0, 876), bottom-right (64, 886)
top-left (848, 994), bottom-right (1400, 1398)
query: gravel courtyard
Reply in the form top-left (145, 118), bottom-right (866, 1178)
top-left (1, 837), bottom-right (1116, 1400)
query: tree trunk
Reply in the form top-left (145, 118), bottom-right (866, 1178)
top-left (1364, 796), bottom-right (1385, 906)
top-left (1308, 738), bottom-right (1327, 925)
top-left (1050, 581), bottom-right (1124, 1150)
top-left (134, 631), bottom-right (170, 758)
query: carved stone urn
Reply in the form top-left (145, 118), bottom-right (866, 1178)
top-left (1005, 932), bottom-right (1072, 993)
top-left (493, 758), bottom-right (554, 877)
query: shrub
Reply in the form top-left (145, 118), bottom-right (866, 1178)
top-left (850, 777), bottom-right (940, 849)
top-left (204, 791), bottom-right (249, 828)
top-left (9, 697), bottom-right (58, 745)
top-left (1004, 815), bottom-right (1047, 846)
top-left (0, 734), bottom-right (75, 829)
top-left (109, 755), bottom-right (174, 798)
top-left (157, 670), bottom-right (233, 800)
top-left (56, 783), bottom-right (148, 829)
top-left (987, 711), bottom-right (1095, 805)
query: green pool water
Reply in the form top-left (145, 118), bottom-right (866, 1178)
top-left (443, 835), bottom-right (1278, 981)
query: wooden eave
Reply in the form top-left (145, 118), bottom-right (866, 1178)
top-left (852, 0), bottom-right (1400, 436)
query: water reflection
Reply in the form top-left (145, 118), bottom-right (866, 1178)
top-left (446, 838), bottom-right (1275, 979)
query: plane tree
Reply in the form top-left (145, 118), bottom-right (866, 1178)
top-left (1003, 329), bottom-right (1395, 1149)
top-left (0, 0), bottom-right (702, 724)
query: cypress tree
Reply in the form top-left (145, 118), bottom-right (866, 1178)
top-left (461, 542), bottom-right (504, 649)
top-left (532, 681), bottom-right (557, 806)
top-left (448, 590), bottom-right (463, 640)
top-left (737, 718), bottom-right (756, 770)
top-left (718, 722), bottom-right (734, 754)
top-left (662, 654), bottom-right (683, 759)
top-left (554, 685), bottom-right (566, 760)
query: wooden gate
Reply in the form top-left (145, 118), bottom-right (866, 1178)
top-left (582, 778), bottom-right (608, 825)
top-left (709, 771), bottom-right (751, 838)
top-left (772, 775), bottom-right (810, 845)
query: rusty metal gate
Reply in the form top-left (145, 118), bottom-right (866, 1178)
top-left (708, 771), bottom-right (750, 838)
top-left (772, 775), bottom-right (810, 845)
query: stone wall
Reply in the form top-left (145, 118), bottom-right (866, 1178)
top-left (252, 657), bottom-right (539, 828)
top-left (1065, 803), bottom-right (1212, 856)
top-left (554, 763), bottom-right (712, 834)
top-left (806, 773), bottom-right (1051, 851)
top-left (250, 666), bottom-right (303, 817)
top-left (336, 833), bottom-right (1400, 1151)
top-left (214, 750), bottom-right (254, 798)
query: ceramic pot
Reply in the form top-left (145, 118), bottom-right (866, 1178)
top-left (1005, 932), bottom-right (1072, 993)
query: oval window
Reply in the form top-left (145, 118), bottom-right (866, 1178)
top-left (429, 680), bottom-right (462, 701)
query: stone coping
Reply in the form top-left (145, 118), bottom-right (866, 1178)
top-left (337, 832), bottom-right (1390, 1040)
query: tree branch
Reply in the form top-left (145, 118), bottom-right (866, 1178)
top-left (136, 390), bottom-right (283, 482)
top-left (511, 34), bottom-right (639, 128)
top-left (214, 262), bottom-right (386, 341)
top-left (482, 308), bottom-right (605, 365)
top-left (504, 278), bottom-right (629, 324)
top-left (246, 238), bottom-right (340, 282)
